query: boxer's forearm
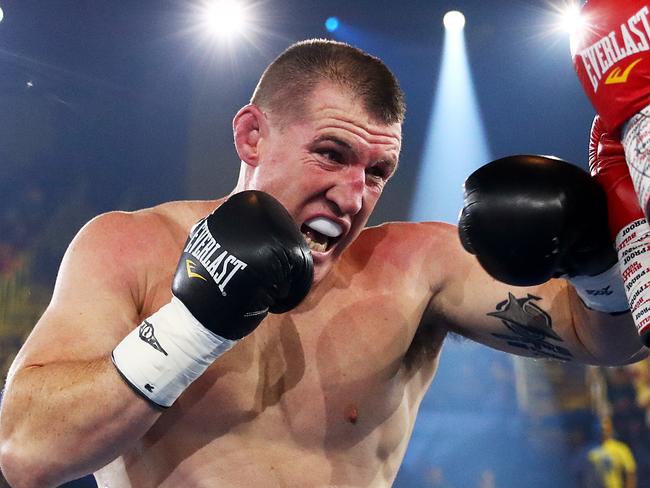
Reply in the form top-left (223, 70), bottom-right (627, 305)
top-left (568, 285), bottom-right (647, 366)
top-left (0, 357), bottom-right (160, 488)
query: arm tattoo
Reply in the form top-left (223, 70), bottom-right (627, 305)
top-left (488, 293), bottom-right (573, 361)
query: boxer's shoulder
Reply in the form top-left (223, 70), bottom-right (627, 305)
top-left (340, 221), bottom-right (460, 291)
top-left (62, 200), bottom-right (221, 306)
top-left (75, 200), bottom-right (220, 257)
top-left (352, 220), bottom-right (459, 266)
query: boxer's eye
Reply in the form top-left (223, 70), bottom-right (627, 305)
top-left (367, 166), bottom-right (387, 180)
top-left (317, 149), bottom-right (344, 163)
top-left (366, 162), bottom-right (393, 185)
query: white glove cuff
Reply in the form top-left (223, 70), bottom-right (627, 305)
top-left (112, 297), bottom-right (236, 408)
top-left (568, 263), bottom-right (629, 314)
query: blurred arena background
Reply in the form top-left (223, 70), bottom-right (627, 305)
top-left (1, 1), bottom-right (649, 486)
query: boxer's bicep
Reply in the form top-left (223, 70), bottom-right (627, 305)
top-left (10, 212), bottom-right (143, 373)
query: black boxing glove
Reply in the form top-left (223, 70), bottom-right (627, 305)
top-left (113, 191), bottom-right (313, 407)
top-left (458, 155), bottom-right (626, 312)
top-left (172, 190), bottom-right (313, 339)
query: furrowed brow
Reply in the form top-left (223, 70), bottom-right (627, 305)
top-left (313, 135), bottom-right (353, 149)
top-left (314, 134), bottom-right (399, 173)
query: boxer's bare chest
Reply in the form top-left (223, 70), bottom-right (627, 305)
top-left (142, 256), bottom-right (435, 431)
top-left (121, 218), bottom-right (445, 485)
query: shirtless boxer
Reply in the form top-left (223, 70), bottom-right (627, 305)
top-left (0, 39), bottom-right (646, 488)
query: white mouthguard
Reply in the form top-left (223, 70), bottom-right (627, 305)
top-left (305, 217), bottom-right (343, 238)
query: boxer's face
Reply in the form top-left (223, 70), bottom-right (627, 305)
top-left (249, 82), bottom-right (402, 283)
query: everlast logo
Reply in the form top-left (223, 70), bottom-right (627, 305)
top-left (183, 220), bottom-right (248, 295)
top-left (578, 6), bottom-right (650, 92)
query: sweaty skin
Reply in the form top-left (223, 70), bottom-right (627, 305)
top-left (0, 82), bottom-right (644, 488)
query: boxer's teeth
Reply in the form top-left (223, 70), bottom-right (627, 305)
top-left (305, 217), bottom-right (342, 238)
top-left (303, 233), bottom-right (327, 253)
top-left (301, 218), bottom-right (341, 253)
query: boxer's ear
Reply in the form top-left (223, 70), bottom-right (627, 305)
top-left (233, 104), bottom-right (267, 168)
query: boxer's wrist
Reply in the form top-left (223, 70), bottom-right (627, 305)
top-left (568, 263), bottom-right (629, 314)
top-left (111, 297), bottom-right (236, 408)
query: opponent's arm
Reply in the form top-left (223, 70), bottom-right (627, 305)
top-left (571, 1), bottom-right (650, 217)
top-left (432, 155), bottom-right (646, 364)
top-left (0, 191), bottom-right (313, 488)
top-left (589, 116), bottom-right (650, 344)
top-left (571, 1), bottom-right (650, 347)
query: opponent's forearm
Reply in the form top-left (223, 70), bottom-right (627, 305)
top-left (0, 357), bottom-right (160, 487)
top-left (568, 286), bottom-right (647, 366)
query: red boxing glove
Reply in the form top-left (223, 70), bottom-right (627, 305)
top-left (590, 115), bottom-right (650, 344)
top-left (571, 0), bottom-right (650, 133)
top-left (590, 116), bottom-right (644, 234)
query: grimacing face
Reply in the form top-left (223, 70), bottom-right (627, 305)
top-left (243, 82), bottom-right (402, 283)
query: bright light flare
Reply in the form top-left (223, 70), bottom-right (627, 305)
top-left (558, 2), bottom-right (585, 35)
top-left (0, 7), bottom-right (4, 23)
top-left (443, 11), bottom-right (465, 32)
top-left (529, 1), bottom-right (589, 50)
top-left (200, 0), bottom-right (248, 38)
top-left (176, 0), bottom-right (266, 71)
top-left (543, 1), bottom-right (587, 38)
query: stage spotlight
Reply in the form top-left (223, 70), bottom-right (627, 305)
top-left (325, 17), bottom-right (340, 33)
top-left (443, 11), bottom-right (465, 32)
top-left (0, 6), bottom-right (4, 23)
top-left (201, 0), bottom-right (248, 38)
top-left (411, 8), bottom-right (488, 224)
